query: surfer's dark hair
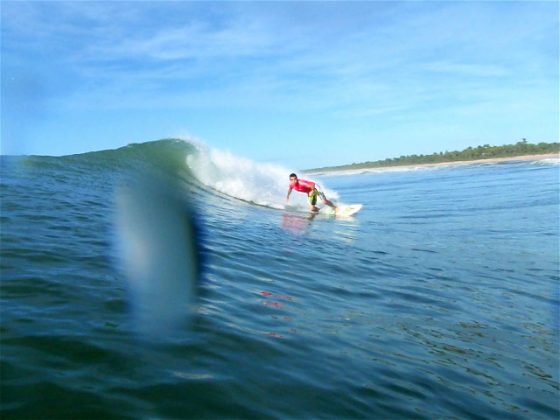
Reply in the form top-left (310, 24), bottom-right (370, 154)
top-left (289, 173), bottom-right (297, 179)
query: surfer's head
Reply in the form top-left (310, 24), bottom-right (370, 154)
top-left (289, 173), bottom-right (298, 185)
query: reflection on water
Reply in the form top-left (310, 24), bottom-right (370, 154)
top-left (281, 212), bottom-right (318, 235)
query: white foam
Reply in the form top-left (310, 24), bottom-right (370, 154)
top-left (532, 157), bottom-right (560, 165)
top-left (186, 145), bottom-right (338, 210)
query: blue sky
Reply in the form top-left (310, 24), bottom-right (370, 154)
top-left (2, 1), bottom-right (558, 168)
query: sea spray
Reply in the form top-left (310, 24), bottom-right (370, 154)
top-left (186, 144), bottom-right (339, 210)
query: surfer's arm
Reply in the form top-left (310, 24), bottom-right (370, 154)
top-left (286, 187), bottom-right (293, 202)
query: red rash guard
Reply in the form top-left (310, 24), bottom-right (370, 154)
top-left (290, 179), bottom-right (315, 194)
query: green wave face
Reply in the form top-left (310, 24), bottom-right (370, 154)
top-left (21, 139), bottom-right (198, 178)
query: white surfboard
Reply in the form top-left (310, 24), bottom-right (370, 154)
top-left (335, 204), bottom-right (362, 217)
top-left (319, 204), bottom-right (362, 217)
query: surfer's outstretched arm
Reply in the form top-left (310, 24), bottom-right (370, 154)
top-left (286, 187), bottom-right (293, 202)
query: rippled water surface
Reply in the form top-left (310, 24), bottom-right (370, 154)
top-left (1, 144), bottom-right (559, 419)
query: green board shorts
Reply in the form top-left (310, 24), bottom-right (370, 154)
top-left (308, 188), bottom-right (326, 205)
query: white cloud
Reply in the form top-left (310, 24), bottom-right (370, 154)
top-left (422, 62), bottom-right (508, 77)
top-left (89, 20), bottom-right (274, 62)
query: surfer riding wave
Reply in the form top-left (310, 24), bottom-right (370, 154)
top-left (286, 173), bottom-right (337, 212)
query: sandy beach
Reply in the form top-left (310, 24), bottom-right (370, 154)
top-left (309, 153), bottom-right (559, 176)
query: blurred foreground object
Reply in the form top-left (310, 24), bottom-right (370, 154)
top-left (114, 174), bottom-right (200, 337)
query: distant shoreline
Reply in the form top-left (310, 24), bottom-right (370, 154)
top-left (306, 153), bottom-right (559, 175)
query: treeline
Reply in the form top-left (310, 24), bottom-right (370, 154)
top-left (308, 140), bottom-right (559, 172)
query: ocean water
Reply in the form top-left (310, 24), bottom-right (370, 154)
top-left (1, 140), bottom-right (559, 419)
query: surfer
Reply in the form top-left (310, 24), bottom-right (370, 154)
top-left (286, 173), bottom-right (337, 212)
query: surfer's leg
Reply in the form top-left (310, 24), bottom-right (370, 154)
top-left (318, 190), bottom-right (336, 208)
top-left (308, 190), bottom-right (319, 212)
